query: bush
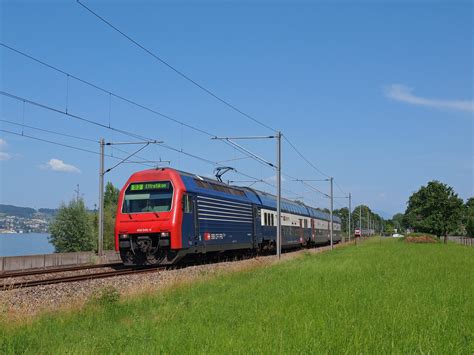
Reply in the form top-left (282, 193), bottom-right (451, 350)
top-left (49, 198), bottom-right (95, 252)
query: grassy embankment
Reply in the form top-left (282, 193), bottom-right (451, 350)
top-left (1, 238), bottom-right (473, 353)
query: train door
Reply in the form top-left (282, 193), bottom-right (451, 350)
top-left (181, 194), bottom-right (200, 250)
top-left (311, 219), bottom-right (315, 242)
top-left (299, 219), bottom-right (304, 243)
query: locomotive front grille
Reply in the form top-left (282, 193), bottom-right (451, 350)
top-left (119, 233), bottom-right (170, 250)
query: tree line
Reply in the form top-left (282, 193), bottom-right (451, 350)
top-left (333, 180), bottom-right (473, 241)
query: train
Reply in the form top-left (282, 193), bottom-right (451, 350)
top-left (115, 168), bottom-right (342, 265)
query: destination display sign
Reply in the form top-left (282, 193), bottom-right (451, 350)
top-left (129, 182), bottom-right (170, 191)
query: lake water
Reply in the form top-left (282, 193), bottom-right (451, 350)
top-left (0, 233), bottom-right (55, 257)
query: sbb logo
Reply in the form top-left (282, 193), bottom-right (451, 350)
top-left (204, 232), bottom-right (225, 241)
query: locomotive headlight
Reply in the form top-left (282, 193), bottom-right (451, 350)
top-left (160, 232), bottom-right (170, 238)
top-left (119, 234), bottom-right (129, 239)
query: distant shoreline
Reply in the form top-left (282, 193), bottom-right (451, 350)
top-left (0, 232), bottom-right (49, 235)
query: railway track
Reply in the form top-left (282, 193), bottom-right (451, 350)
top-left (0, 263), bottom-right (123, 279)
top-left (0, 243), bottom-right (342, 291)
top-left (0, 266), bottom-right (164, 291)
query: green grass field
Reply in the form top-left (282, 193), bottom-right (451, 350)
top-left (1, 238), bottom-right (473, 354)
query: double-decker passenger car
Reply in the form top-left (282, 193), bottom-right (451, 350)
top-left (115, 168), bottom-right (341, 265)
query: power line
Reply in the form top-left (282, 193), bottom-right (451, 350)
top-left (2, 90), bottom-right (162, 164)
top-left (282, 135), bottom-right (330, 178)
top-left (1, 117), bottom-right (164, 168)
top-left (2, 42), bottom-right (343, 197)
top-left (76, 0), bottom-right (276, 133)
top-left (334, 180), bottom-right (347, 196)
top-left (1, 128), bottom-right (98, 157)
top-left (0, 128), bottom-right (155, 168)
top-left (297, 180), bottom-right (330, 198)
top-left (0, 43), bottom-right (273, 170)
top-left (0, 90), bottom-right (301, 198)
top-left (0, 118), bottom-right (98, 143)
top-left (0, 43), bottom-right (212, 138)
top-left (1, 45), bottom-right (342, 206)
top-left (71, 5), bottom-right (340, 183)
top-left (2, 39), bottom-right (346, 194)
top-left (0, 90), bottom-right (149, 142)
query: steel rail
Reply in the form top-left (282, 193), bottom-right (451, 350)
top-left (1, 267), bottom-right (164, 291)
top-left (0, 263), bottom-right (123, 279)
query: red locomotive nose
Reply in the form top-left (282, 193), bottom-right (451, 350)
top-left (115, 169), bottom-right (186, 265)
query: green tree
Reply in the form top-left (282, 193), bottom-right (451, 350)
top-left (391, 213), bottom-right (406, 233)
top-left (104, 182), bottom-right (119, 207)
top-left (404, 181), bottom-right (464, 243)
top-left (465, 197), bottom-right (474, 237)
top-left (49, 198), bottom-right (95, 252)
top-left (384, 220), bottom-right (395, 236)
top-left (103, 182), bottom-right (120, 249)
top-left (334, 207), bottom-right (349, 234)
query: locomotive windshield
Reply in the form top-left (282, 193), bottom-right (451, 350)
top-left (122, 181), bottom-right (173, 213)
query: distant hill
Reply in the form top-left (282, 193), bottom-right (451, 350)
top-left (0, 204), bottom-right (36, 218)
top-left (0, 204), bottom-right (57, 218)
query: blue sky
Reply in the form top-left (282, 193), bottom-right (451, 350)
top-left (1, 0), bottom-right (472, 217)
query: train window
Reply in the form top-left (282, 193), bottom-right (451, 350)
top-left (304, 219), bottom-right (308, 228)
top-left (264, 213), bottom-right (268, 226)
top-left (271, 214), bottom-right (274, 226)
top-left (183, 195), bottom-right (193, 213)
top-left (123, 181), bottom-right (173, 213)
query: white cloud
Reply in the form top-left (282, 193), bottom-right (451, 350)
top-left (385, 84), bottom-right (474, 113)
top-left (42, 158), bottom-right (81, 173)
top-left (0, 152), bottom-right (12, 161)
top-left (0, 139), bottom-right (7, 148)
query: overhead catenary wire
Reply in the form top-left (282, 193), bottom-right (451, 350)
top-left (0, 128), bottom-right (100, 156)
top-left (334, 180), bottom-right (347, 196)
top-left (67, 7), bottom-right (339, 182)
top-left (1, 42), bottom-right (345, 199)
top-left (0, 43), bottom-right (272, 169)
top-left (1, 44), bottom-right (346, 207)
top-left (282, 135), bottom-right (330, 179)
top-left (0, 90), bottom-right (149, 142)
top-left (76, 0), bottom-right (276, 133)
top-left (2, 38), bottom-right (346, 196)
top-left (297, 179), bottom-right (330, 198)
top-left (0, 118), bottom-right (99, 143)
top-left (0, 128), bottom-right (156, 168)
top-left (1, 90), bottom-right (289, 197)
top-left (1, 90), bottom-right (307, 199)
top-left (0, 43), bottom-right (212, 138)
top-left (1, 117), bottom-right (163, 167)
